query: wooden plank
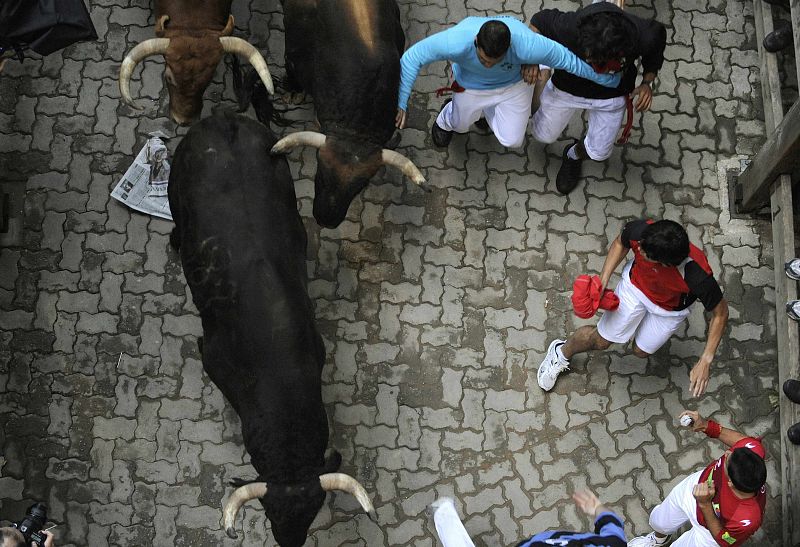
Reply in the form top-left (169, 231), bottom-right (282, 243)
top-left (738, 98), bottom-right (800, 211)
top-left (754, 2), bottom-right (800, 543)
top-left (793, 0), bottom-right (800, 79)
top-left (771, 174), bottom-right (800, 547)
top-left (753, 0), bottom-right (782, 133)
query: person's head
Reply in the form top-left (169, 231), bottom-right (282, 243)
top-left (0, 527), bottom-right (25, 547)
top-left (727, 447), bottom-right (767, 495)
top-left (475, 20), bottom-right (511, 67)
top-left (577, 11), bottom-right (637, 71)
top-left (639, 220), bottom-right (690, 266)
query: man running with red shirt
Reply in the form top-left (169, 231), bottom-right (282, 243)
top-left (629, 410), bottom-right (767, 547)
top-left (538, 219), bottom-right (729, 395)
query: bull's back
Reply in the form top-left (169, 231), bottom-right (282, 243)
top-left (169, 111), bottom-right (312, 350)
top-left (286, 0), bottom-right (404, 143)
top-left (155, 0), bottom-right (233, 27)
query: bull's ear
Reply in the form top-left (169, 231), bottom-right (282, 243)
top-left (229, 477), bottom-right (252, 487)
top-left (323, 450), bottom-right (342, 473)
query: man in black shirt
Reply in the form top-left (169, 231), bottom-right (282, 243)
top-left (529, 3), bottom-right (667, 194)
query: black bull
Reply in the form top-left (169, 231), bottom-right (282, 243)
top-left (275, 0), bottom-right (426, 228)
top-left (168, 111), bottom-right (374, 546)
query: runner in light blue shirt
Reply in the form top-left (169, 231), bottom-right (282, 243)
top-left (394, 16), bottom-right (622, 149)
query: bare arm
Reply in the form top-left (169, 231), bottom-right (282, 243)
top-left (689, 298), bottom-right (729, 397)
top-left (599, 236), bottom-right (630, 291)
top-left (680, 410), bottom-right (748, 448)
top-left (694, 482), bottom-right (724, 537)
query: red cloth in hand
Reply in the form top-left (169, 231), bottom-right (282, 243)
top-left (572, 275), bottom-right (620, 319)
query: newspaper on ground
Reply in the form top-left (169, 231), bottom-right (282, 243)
top-left (111, 131), bottom-right (173, 220)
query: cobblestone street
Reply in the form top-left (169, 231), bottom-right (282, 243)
top-left (0, 0), bottom-right (786, 545)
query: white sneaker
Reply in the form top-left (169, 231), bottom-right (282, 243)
top-left (628, 532), bottom-right (670, 546)
top-left (538, 339), bottom-right (569, 391)
top-left (786, 258), bottom-right (800, 280)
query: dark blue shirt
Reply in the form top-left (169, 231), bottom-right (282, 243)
top-left (515, 511), bottom-right (627, 547)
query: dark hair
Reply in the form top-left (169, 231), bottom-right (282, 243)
top-left (640, 220), bottom-right (689, 266)
top-left (728, 448), bottom-right (767, 494)
top-left (0, 527), bottom-right (26, 547)
top-left (477, 20), bottom-right (511, 59)
top-left (578, 11), bottom-right (637, 63)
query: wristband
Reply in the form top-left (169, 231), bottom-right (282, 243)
top-left (704, 420), bottom-right (721, 438)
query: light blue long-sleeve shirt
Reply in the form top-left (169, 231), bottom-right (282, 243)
top-left (398, 16), bottom-right (622, 110)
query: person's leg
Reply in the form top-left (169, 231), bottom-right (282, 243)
top-left (630, 471), bottom-right (703, 546)
top-left (581, 96), bottom-right (627, 162)
top-left (484, 82), bottom-right (535, 148)
top-left (530, 80), bottom-right (579, 144)
top-left (437, 91), bottom-right (486, 134)
top-left (561, 326), bottom-right (613, 359)
top-left (431, 498), bottom-right (476, 547)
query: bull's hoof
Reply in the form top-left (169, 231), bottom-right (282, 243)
top-left (225, 527), bottom-right (238, 539)
top-left (279, 91), bottom-right (306, 105)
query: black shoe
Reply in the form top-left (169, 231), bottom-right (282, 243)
top-left (474, 117), bottom-right (489, 131)
top-left (431, 99), bottom-right (453, 148)
top-left (784, 379), bottom-right (800, 405)
top-left (556, 140), bottom-right (583, 195)
top-left (789, 422), bottom-right (800, 445)
top-left (764, 20), bottom-right (793, 53)
top-left (763, 0), bottom-right (790, 9)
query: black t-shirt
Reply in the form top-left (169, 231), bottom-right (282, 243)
top-left (620, 219), bottom-right (724, 312)
top-left (530, 3), bottom-right (667, 99)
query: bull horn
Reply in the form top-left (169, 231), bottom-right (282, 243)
top-left (270, 131), bottom-right (326, 155)
top-left (381, 149), bottom-right (428, 190)
top-left (222, 482), bottom-right (268, 539)
top-left (319, 473), bottom-right (377, 522)
top-left (119, 38), bottom-right (171, 110)
top-left (219, 37), bottom-right (274, 95)
top-left (221, 14), bottom-right (235, 36)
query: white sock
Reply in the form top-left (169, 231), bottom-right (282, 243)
top-left (567, 144), bottom-right (580, 160)
top-left (555, 343), bottom-right (568, 362)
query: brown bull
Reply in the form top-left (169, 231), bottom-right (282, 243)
top-left (119, 0), bottom-right (273, 124)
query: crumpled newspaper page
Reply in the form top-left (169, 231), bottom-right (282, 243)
top-left (111, 131), bottom-right (173, 220)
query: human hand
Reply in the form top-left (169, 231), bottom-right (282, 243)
top-left (632, 82), bottom-right (653, 112)
top-left (572, 489), bottom-right (605, 517)
top-left (692, 481), bottom-right (715, 505)
top-left (521, 64), bottom-right (540, 85)
top-left (679, 410), bottom-right (708, 433)
top-left (34, 530), bottom-right (55, 547)
top-left (395, 108), bottom-right (407, 129)
top-left (689, 356), bottom-right (711, 397)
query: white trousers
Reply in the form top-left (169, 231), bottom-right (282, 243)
top-left (649, 470), bottom-right (718, 547)
top-left (437, 80), bottom-right (535, 149)
top-left (596, 262), bottom-right (691, 355)
top-left (433, 498), bottom-right (476, 547)
top-left (530, 80), bottom-right (627, 160)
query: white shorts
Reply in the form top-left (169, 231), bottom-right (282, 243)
top-left (649, 470), bottom-right (718, 547)
top-left (596, 262), bottom-right (691, 355)
top-left (530, 80), bottom-right (627, 160)
top-left (437, 80), bottom-right (535, 149)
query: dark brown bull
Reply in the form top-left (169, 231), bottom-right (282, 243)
top-left (271, 0), bottom-right (426, 228)
top-left (119, 0), bottom-right (274, 124)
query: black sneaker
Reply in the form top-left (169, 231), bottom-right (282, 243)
top-left (789, 422), bottom-right (800, 445)
top-left (556, 140), bottom-right (583, 195)
top-left (784, 379), bottom-right (800, 405)
top-left (764, 20), bottom-right (793, 53)
top-left (474, 117), bottom-right (489, 131)
top-left (431, 99), bottom-right (453, 148)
